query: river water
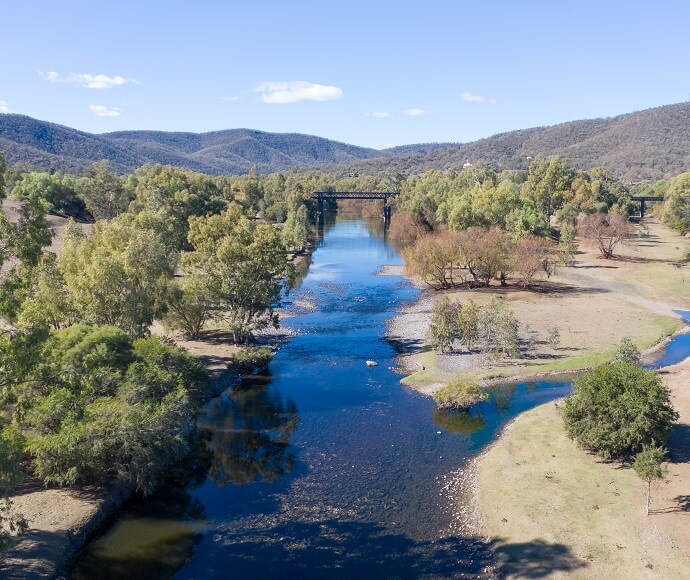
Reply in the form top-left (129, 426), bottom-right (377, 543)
top-left (71, 216), bottom-right (689, 579)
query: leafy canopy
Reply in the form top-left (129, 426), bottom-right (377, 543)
top-left (562, 363), bottom-right (678, 460)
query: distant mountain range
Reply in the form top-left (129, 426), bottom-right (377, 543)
top-left (2, 102), bottom-right (690, 181)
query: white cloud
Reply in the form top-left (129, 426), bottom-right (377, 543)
top-left (254, 81), bottom-right (343, 104)
top-left (365, 111), bottom-right (389, 118)
top-left (41, 71), bottom-right (137, 89)
top-left (221, 96), bottom-right (241, 101)
top-left (461, 92), bottom-right (496, 104)
top-left (403, 108), bottom-right (429, 117)
top-left (0, 100), bottom-right (9, 112)
top-left (89, 104), bottom-right (121, 117)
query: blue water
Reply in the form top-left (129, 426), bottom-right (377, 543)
top-left (71, 218), bottom-right (690, 579)
top-left (647, 310), bottom-right (690, 369)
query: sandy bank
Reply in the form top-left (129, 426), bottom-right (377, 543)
top-left (476, 356), bottom-right (690, 578)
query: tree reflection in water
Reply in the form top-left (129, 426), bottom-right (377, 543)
top-left (433, 407), bottom-right (486, 437)
top-left (200, 375), bottom-right (300, 487)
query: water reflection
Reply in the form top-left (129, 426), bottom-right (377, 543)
top-left (201, 375), bottom-right (300, 487)
top-left (488, 384), bottom-right (517, 413)
top-left (433, 408), bottom-right (487, 437)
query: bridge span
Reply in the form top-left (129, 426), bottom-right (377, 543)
top-left (312, 191), bottom-right (400, 222)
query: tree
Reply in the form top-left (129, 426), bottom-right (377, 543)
top-left (662, 172), bottom-right (690, 233)
top-left (12, 172), bottom-right (88, 220)
top-left (512, 235), bottom-right (557, 288)
top-left (429, 296), bottom-right (460, 352)
top-left (0, 176), bottom-right (53, 321)
top-left (460, 227), bottom-right (513, 287)
top-left (0, 426), bottom-right (28, 550)
top-left (129, 164), bottom-right (226, 251)
top-left (477, 298), bottom-right (520, 359)
top-left (457, 300), bottom-right (480, 352)
top-left (558, 223), bottom-right (577, 266)
top-left (578, 211), bottom-right (629, 258)
top-left (402, 232), bottom-right (466, 289)
top-left (163, 275), bottom-right (213, 340)
top-left (6, 326), bottom-right (207, 494)
top-left (562, 363), bottom-right (678, 460)
top-left (612, 337), bottom-right (641, 366)
top-left (282, 203), bottom-right (309, 251)
top-left (185, 206), bottom-right (288, 343)
top-left (522, 156), bottom-right (574, 221)
top-left (58, 216), bottom-right (172, 338)
top-left (634, 444), bottom-right (667, 515)
top-left (76, 160), bottom-right (130, 220)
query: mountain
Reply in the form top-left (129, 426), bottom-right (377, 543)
top-left (0, 115), bottom-right (386, 175)
top-left (335, 103), bottom-right (690, 182)
top-left (1, 102), bottom-right (690, 181)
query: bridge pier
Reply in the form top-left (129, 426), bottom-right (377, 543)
top-left (640, 199), bottom-right (646, 219)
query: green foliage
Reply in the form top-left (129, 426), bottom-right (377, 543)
top-left (634, 444), bottom-right (666, 481)
top-left (58, 216), bottom-right (172, 338)
top-left (562, 363), bottom-right (678, 460)
top-left (429, 296), bottom-right (459, 352)
top-left (433, 378), bottom-right (488, 410)
top-left (477, 298), bottom-right (521, 359)
top-left (75, 160), bottom-right (130, 220)
top-left (522, 156), bottom-right (574, 221)
top-left (5, 326), bottom-right (207, 494)
top-left (185, 206), bottom-right (288, 343)
top-left (558, 224), bottom-right (577, 266)
top-left (11, 172), bottom-right (88, 220)
top-left (163, 275), bottom-right (213, 340)
top-left (612, 337), bottom-right (641, 366)
top-left (634, 444), bottom-right (667, 515)
top-left (547, 327), bottom-right (561, 349)
top-left (230, 347), bottom-right (274, 373)
top-left (129, 164), bottom-right (226, 251)
top-left (662, 172), bottom-right (690, 233)
top-left (0, 193), bottom-right (53, 321)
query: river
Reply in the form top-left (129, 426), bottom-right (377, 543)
top-left (71, 215), bottom-right (688, 579)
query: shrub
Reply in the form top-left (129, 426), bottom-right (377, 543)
top-left (434, 379), bottom-right (488, 410)
top-left (230, 346), bottom-right (274, 373)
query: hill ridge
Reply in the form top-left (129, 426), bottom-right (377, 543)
top-left (2, 102), bottom-right (690, 180)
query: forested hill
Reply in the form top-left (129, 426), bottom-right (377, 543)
top-left (335, 103), bottom-right (690, 182)
top-left (0, 115), bottom-right (386, 175)
top-left (2, 102), bottom-right (690, 180)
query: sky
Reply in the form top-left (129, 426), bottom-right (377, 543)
top-left (1, 0), bottom-right (689, 150)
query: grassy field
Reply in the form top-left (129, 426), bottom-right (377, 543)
top-left (478, 403), bottom-right (690, 579)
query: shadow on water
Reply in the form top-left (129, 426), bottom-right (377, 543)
top-left (75, 517), bottom-right (587, 579)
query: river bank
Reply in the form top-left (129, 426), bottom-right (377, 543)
top-left (384, 218), bottom-right (690, 396)
top-left (0, 255), bottom-right (309, 577)
top-left (476, 355), bottom-right (690, 578)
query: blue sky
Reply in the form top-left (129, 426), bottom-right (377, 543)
top-left (1, 0), bottom-right (689, 149)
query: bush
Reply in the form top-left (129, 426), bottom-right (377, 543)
top-left (562, 363), bottom-right (678, 460)
top-left (434, 379), bottom-right (488, 410)
top-left (230, 346), bottom-right (274, 373)
top-left (10, 326), bottom-right (208, 494)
